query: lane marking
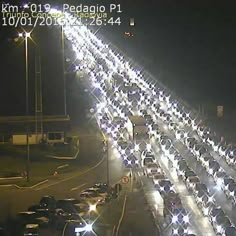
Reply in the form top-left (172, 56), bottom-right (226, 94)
top-left (115, 194), bottom-right (127, 236)
top-left (70, 183), bottom-right (86, 191)
top-left (35, 156), bottom-right (105, 190)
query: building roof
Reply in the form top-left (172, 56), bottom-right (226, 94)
top-left (0, 115), bottom-right (70, 135)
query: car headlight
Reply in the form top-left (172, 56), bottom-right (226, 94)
top-left (189, 183), bottom-right (194, 188)
top-left (134, 144), bottom-right (139, 151)
top-left (172, 215), bottom-right (178, 223)
top-left (183, 215), bottom-right (189, 223)
top-left (173, 228), bottom-right (178, 234)
top-left (208, 168), bottom-right (213, 175)
top-left (208, 196), bottom-right (214, 203)
top-left (216, 225), bottom-right (222, 233)
top-left (146, 144), bottom-right (151, 151)
top-left (160, 186), bottom-right (164, 191)
top-left (203, 207), bottom-right (209, 216)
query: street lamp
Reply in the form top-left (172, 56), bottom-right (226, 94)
top-left (19, 31), bottom-right (31, 182)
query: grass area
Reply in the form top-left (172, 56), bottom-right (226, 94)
top-left (0, 128), bottom-right (104, 186)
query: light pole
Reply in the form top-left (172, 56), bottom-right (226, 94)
top-left (61, 25), bottom-right (67, 115)
top-left (19, 32), bottom-right (31, 182)
top-left (107, 139), bottom-right (109, 187)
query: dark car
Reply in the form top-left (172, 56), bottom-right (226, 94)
top-left (184, 170), bottom-right (196, 181)
top-left (56, 199), bottom-right (89, 216)
top-left (39, 196), bottom-right (56, 210)
top-left (225, 226), bottom-right (236, 236)
top-left (171, 208), bottom-right (189, 227)
top-left (194, 183), bottom-right (208, 195)
top-left (209, 207), bottom-right (225, 223)
top-left (213, 215), bottom-right (231, 235)
top-left (207, 160), bottom-right (220, 175)
top-left (224, 177), bottom-right (235, 192)
top-left (158, 180), bottom-right (174, 194)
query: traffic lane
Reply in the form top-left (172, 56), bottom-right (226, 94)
top-left (170, 113), bottom-right (236, 181)
top-left (210, 150), bottom-right (236, 182)
top-left (174, 140), bottom-right (236, 226)
top-left (151, 142), bottom-right (216, 236)
top-left (0, 140), bottom-right (128, 221)
top-left (117, 184), bottom-right (160, 236)
top-left (162, 123), bottom-right (236, 226)
top-left (0, 136), bottom-right (103, 219)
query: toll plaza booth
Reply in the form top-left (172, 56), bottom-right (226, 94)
top-left (0, 115), bottom-right (70, 145)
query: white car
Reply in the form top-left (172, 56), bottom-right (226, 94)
top-left (79, 191), bottom-right (106, 205)
top-left (145, 163), bottom-right (161, 177)
top-left (141, 150), bottom-right (155, 161)
top-left (152, 174), bottom-right (166, 186)
top-left (186, 176), bottom-right (200, 191)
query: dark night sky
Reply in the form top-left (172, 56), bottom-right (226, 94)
top-left (0, 0), bottom-right (236, 118)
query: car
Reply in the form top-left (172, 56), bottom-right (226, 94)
top-left (158, 179), bottom-right (175, 194)
top-left (193, 183), bottom-right (208, 197)
top-left (225, 182), bottom-right (236, 199)
top-left (153, 174), bottom-right (166, 186)
top-left (145, 163), bottom-right (161, 177)
top-left (184, 169), bottom-right (196, 181)
top-left (39, 196), bottom-right (56, 210)
top-left (200, 198), bottom-right (216, 217)
top-left (172, 225), bottom-right (188, 236)
top-left (214, 171), bottom-right (227, 188)
top-left (141, 150), bottom-right (155, 161)
top-left (60, 214), bottom-right (91, 234)
top-left (186, 176), bottom-right (200, 191)
top-left (212, 215), bottom-right (231, 235)
top-left (224, 178), bottom-right (235, 193)
top-left (207, 160), bottom-right (221, 175)
top-left (224, 226), bottom-right (236, 236)
top-left (86, 186), bottom-right (109, 198)
top-left (171, 208), bottom-right (189, 228)
top-left (209, 207), bottom-right (225, 224)
top-left (185, 137), bottom-right (197, 149)
top-left (124, 154), bottom-right (139, 167)
top-left (142, 156), bottom-right (154, 167)
top-left (193, 144), bottom-right (206, 157)
top-left (23, 224), bottom-right (39, 236)
top-left (175, 129), bottom-right (186, 140)
top-left (201, 155), bottom-right (214, 169)
top-left (176, 162), bottom-right (189, 179)
top-left (226, 155), bottom-right (236, 166)
top-left (56, 199), bottom-right (89, 216)
top-left (169, 122), bottom-right (179, 131)
top-left (79, 191), bottom-right (106, 205)
top-left (15, 211), bottom-right (50, 229)
top-left (218, 145), bottom-right (227, 156)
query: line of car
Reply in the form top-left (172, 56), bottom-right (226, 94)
top-left (4, 183), bottom-right (115, 236)
top-left (67, 25), bottom-right (236, 236)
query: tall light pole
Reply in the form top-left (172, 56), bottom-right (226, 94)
top-left (19, 32), bottom-right (31, 182)
top-left (61, 25), bottom-right (67, 115)
top-left (107, 139), bottom-right (109, 186)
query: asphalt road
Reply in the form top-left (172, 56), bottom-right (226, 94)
top-left (0, 127), bottom-right (155, 236)
top-left (0, 129), bottom-right (122, 220)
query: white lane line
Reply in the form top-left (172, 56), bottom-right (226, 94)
top-left (35, 156), bottom-right (105, 190)
top-left (70, 183), bottom-right (86, 191)
top-left (115, 194), bottom-right (127, 236)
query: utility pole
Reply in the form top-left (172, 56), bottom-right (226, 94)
top-left (61, 25), bottom-right (67, 115)
top-left (106, 139), bottom-right (109, 186)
